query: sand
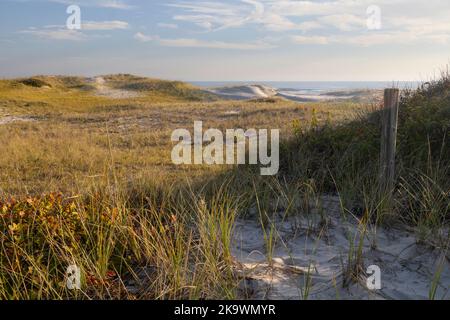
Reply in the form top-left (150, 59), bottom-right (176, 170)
top-left (206, 84), bottom-right (381, 102)
top-left (277, 91), bottom-right (354, 102)
top-left (90, 77), bottom-right (141, 99)
top-left (0, 116), bottom-right (37, 125)
top-left (232, 196), bottom-right (449, 300)
top-left (208, 84), bottom-right (278, 100)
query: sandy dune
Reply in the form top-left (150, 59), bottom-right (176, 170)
top-left (89, 77), bottom-right (141, 99)
top-left (206, 84), bottom-right (381, 102)
top-left (208, 84), bottom-right (278, 100)
top-left (233, 196), bottom-right (449, 300)
top-left (277, 91), bottom-right (353, 102)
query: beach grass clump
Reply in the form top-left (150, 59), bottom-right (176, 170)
top-left (0, 191), bottom-right (128, 299)
top-left (0, 179), bottom-right (242, 300)
top-left (17, 78), bottom-right (52, 88)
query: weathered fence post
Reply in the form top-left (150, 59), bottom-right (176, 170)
top-left (380, 88), bottom-right (400, 203)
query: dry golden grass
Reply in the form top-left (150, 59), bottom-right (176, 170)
top-left (0, 77), bottom-right (361, 195)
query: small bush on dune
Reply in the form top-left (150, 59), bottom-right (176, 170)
top-left (249, 97), bottom-right (284, 103)
top-left (0, 192), bottom-right (127, 299)
top-left (18, 78), bottom-right (52, 88)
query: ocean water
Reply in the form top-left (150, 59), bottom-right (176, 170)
top-left (191, 81), bottom-right (420, 94)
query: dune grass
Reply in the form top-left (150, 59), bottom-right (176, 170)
top-left (281, 74), bottom-right (449, 231)
top-left (0, 77), bottom-right (358, 196)
top-left (0, 177), bottom-right (245, 299)
top-left (0, 74), bottom-right (448, 299)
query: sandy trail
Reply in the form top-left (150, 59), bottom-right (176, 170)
top-left (90, 77), bottom-right (141, 99)
top-left (0, 115), bottom-right (37, 125)
top-left (232, 196), bottom-right (449, 300)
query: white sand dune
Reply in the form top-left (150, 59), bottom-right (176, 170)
top-left (277, 91), bottom-right (353, 102)
top-left (206, 84), bottom-right (380, 102)
top-left (88, 77), bottom-right (141, 99)
top-left (208, 84), bottom-right (278, 100)
top-left (233, 196), bottom-right (450, 300)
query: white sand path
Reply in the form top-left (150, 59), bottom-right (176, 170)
top-left (233, 196), bottom-right (449, 300)
top-left (90, 77), bottom-right (141, 99)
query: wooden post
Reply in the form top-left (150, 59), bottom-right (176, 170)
top-left (380, 89), bottom-right (400, 199)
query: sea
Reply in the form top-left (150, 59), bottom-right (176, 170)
top-left (190, 81), bottom-right (420, 94)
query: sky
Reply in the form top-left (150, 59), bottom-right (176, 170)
top-left (0, 0), bottom-right (449, 81)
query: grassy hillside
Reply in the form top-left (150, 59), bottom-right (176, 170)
top-left (0, 73), bottom-right (359, 196)
top-left (103, 74), bottom-right (218, 102)
top-left (0, 74), bottom-right (218, 115)
top-left (0, 73), bottom-right (448, 300)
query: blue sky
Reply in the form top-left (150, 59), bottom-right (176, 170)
top-left (0, 0), bottom-right (449, 81)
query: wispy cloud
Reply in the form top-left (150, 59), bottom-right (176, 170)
top-left (20, 20), bottom-right (128, 41)
top-left (160, 38), bottom-right (273, 50)
top-left (167, 0), bottom-right (450, 45)
top-left (134, 32), bottom-right (154, 42)
top-left (291, 35), bottom-right (329, 45)
top-left (134, 32), bottom-right (274, 50)
top-left (48, 0), bottom-right (134, 10)
top-left (291, 31), bottom-right (450, 47)
top-left (20, 28), bottom-right (86, 41)
top-left (317, 14), bottom-right (366, 32)
top-left (157, 23), bottom-right (179, 29)
top-left (82, 21), bottom-right (129, 30)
